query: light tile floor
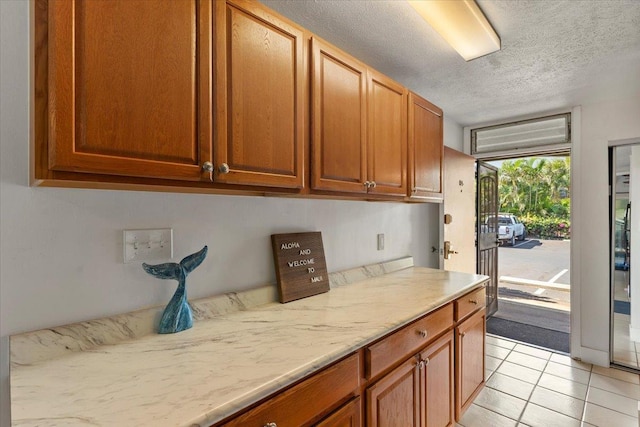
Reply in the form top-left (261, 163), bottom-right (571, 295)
top-left (457, 334), bottom-right (640, 427)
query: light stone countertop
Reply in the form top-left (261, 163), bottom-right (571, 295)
top-left (10, 265), bottom-right (487, 427)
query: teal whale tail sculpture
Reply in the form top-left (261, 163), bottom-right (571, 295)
top-left (142, 245), bottom-right (208, 334)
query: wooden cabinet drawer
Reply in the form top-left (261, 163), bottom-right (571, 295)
top-left (222, 353), bottom-right (360, 426)
top-left (455, 287), bottom-right (486, 322)
top-left (315, 396), bottom-right (362, 427)
top-left (366, 303), bottom-right (453, 380)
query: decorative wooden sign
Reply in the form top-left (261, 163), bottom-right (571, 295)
top-left (271, 232), bottom-right (330, 303)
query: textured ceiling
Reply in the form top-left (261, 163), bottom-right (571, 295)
top-left (260, 0), bottom-right (640, 127)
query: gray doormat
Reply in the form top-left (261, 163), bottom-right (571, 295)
top-left (486, 300), bottom-right (570, 353)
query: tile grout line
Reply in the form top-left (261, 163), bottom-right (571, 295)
top-left (580, 362), bottom-right (594, 424)
top-left (514, 349), bottom-right (552, 426)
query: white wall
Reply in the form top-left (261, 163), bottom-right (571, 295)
top-left (0, 2), bottom-right (455, 424)
top-left (444, 116), bottom-right (464, 151)
top-left (573, 95), bottom-right (640, 365)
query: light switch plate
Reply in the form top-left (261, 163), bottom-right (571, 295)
top-left (377, 233), bottom-right (385, 251)
top-left (123, 229), bottom-right (173, 263)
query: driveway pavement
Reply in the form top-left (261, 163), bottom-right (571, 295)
top-left (497, 238), bottom-right (571, 311)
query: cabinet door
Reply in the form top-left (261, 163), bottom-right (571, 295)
top-left (311, 38), bottom-right (368, 193)
top-left (316, 397), bottom-right (362, 427)
top-left (420, 332), bottom-right (455, 427)
top-left (215, 0), bottom-right (305, 188)
top-left (366, 357), bottom-right (420, 427)
top-left (47, 0), bottom-right (211, 181)
top-left (455, 308), bottom-right (486, 420)
top-left (367, 71), bottom-right (407, 196)
top-left (408, 92), bottom-right (443, 200)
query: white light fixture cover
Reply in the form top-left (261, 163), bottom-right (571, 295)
top-left (408, 0), bottom-right (500, 61)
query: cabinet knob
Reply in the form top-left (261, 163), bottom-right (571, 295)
top-left (412, 187), bottom-right (418, 194)
top-left (417, 360), bottom-right (425, 370)
top-left (460, 332), bottom-right (466, 337)
top-left (201, 161), bottom-right (214, 172)
top-left (370, 181), bottom-right (377, 188)
top-left (423, 357), bottom-right (430, 366)
top-left (218, 163), bottom-right (230, 174)
top-left (364, 181), bottom-right (371, 188)
top-left (417, 329), bottom-right (428, 338)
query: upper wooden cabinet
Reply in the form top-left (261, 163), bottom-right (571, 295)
top-left (368, 71), bottom-right (408, 196)
top-left (408, 92), bottom-right (444, 201)
top-left (311, 38), bottom-right (368, 194)
top-left (214, 0), bottom-right (305, 189)
top-left (43, 0), bottom-right (212, 181)
top-left (36, 0), bottom-right (442, 202)
top-left (311, 38), bottom-right (407, 197)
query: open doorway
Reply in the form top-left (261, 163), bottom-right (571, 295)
top-left (482, 156), bottom-right (571, 353)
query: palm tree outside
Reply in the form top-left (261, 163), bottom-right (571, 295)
top-left (495, 156), bottom-right (570, 239)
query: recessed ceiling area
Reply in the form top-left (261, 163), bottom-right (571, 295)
top-left (260, 0), bottom-right (640, 127)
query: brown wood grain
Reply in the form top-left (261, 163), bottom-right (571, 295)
top-left (455, 307), bottom-right (486, 421)
top-left (45, 0), bottom-right (211, 181)
top-left (311, 37), bottom-right (368, 193)
top-left (366, 304), bottom-right (453, 381)
top-left (455, 287), bottom-right (487, 322)
top-left (35, 0), bottom-right (445, 204)
top-left (221, 353), bottom-right (360, 427)
top-left (215, 0), bottom-right (305, 189)
top-left (271, 232), bottom-right (329, 303)
top-left (316, 396), bottom-right (362, 427)
top-left (408, 92), bottom-right (443, 200)
top-left (367, 70), bottom-right (408, 196)
top-left (420, 332), bottom-right (455, 427)
top-left (366, 356), bottom-right (420, 427)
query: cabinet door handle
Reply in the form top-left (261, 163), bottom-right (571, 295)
top-left (370, 181), bottom-right (377, 188)
top-left (201, 161), bottom-right (214, 172)
top-left (264, 423), bottom-right (277, 427)
top-left (417, 329), bottom-right (428, 338)
top-left (469, 300), bottom-right (478, 305)
top-left (417, 360), bottom-right (425, 370)
top-left (364, 181), bottom-right (371, 189)
top-left (218, 163), bottom-right (230, 174)
top-left (423, 357), bottom-right (430, 366)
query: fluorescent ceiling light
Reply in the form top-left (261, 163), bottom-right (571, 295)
top-left (408, 0), bottom-right (501, 61)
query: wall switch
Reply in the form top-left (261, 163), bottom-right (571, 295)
top-left (123, 229), bottom-right (173, 263)
top-left (377, 233), bottom-right (385, 251)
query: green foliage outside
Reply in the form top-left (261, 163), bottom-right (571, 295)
top-left (498, 157), bottom-right (571, 239)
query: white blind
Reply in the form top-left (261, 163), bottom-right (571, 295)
top-left (472, 114), bottom-right (570, 157)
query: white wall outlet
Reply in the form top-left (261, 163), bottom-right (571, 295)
top-left (377, 233), bottom-right (385, 251)
top-left (123, 229), bottom-right (173, 263)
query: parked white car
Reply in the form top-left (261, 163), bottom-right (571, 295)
top-left (486, 214), bottom-right (527, 246)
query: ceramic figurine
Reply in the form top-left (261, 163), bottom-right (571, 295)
top-left (142, 245), bottom-right (208, 334)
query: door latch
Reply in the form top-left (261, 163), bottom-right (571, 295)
top-left (444, 241), bottom-right (459, 260)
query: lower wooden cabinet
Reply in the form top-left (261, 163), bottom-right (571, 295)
top-left (420, 332), bottom-right (455, 427)
top-left (366, 331), bottom-right (455, 427)
top-left (455, 307), bottom-right (486, 420)
top-left (218, 285), bottom-right (487, 427)
top-left (366, 355), bottom-right (421, 427)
